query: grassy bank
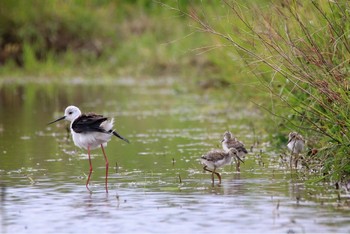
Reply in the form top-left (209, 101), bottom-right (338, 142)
top-left (181, 0), bottom-right (350, 184)
top-left (0, 0), bottom-right (230, 82)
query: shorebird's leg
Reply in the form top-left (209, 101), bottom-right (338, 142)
top-left (236, 159), bottom-right (241, 172)
top-left (211, 172), bottom-right (215, 185)
top-left (294, 153), bottom-right (299, 169)
top-left (290, 144), bottom-right (296, 169)
top-left (86, 145), bottom-right (93, 193)
top-left (100, 144), bottom-right (109, 193)
top-left (203, 166), bottom-right (221, 185)
top-left (203, 166), bottom-right (215, 185)
top-left (214, 168), bottom-right (221, 185)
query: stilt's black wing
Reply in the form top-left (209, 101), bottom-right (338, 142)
top-left (72, 114), bottom-right (108, 133)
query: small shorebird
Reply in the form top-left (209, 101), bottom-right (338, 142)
top-left (48, 105), bottom-right (129, 193)
top-left (221, 131), bottom-right (248, 171)
top-left (287, 132), bottom-right (305, 168)
top-left (200, 148), bottom-right (243, 185)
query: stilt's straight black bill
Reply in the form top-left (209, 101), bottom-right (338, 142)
top-left (47, 116), bottom-right (66, 125)
top-left (113, 131), bottom-right (130, 143)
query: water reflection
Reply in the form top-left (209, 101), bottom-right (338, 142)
top-left (0, 78), bottom-right (350, 233)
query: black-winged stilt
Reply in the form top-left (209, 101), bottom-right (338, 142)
top-left (48, 105), bottom-right (129, 193)
top-left (200, 148), bottom-right (242, 185)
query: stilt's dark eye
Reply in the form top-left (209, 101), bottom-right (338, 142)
top-left (69, 111), bottom-right (73, 115)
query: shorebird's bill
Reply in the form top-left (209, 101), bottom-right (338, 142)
top-left (48, 116), bottom-right (66, 125)
top-left (236, 155), bottom-right (244, 163)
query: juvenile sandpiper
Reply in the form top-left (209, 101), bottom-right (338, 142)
top-left (221, 131), bottom-right (248, 171)
top-left (287, 132), bottom-right (305, 168)
top-left (200, 148), bottom-right (243, 185)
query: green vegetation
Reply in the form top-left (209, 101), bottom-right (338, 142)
top-left (0, 0), bottom-right (219, 79)
top-left (181, 0), bottom-right (350, 184)
top-left (1, 0), bottom-right (349, 184)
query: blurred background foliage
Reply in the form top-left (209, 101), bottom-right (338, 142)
top-left (0, 0), bottom-right (223, 79)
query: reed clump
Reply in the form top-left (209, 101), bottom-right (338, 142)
top-left (184, 0), bottom-right (350, 184)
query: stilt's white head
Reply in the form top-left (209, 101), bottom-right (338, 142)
top-left (48, 105), bottom-right (81, 125)
top-left (64, 106), bottom-right (81, 122)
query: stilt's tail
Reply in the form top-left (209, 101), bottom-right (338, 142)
top-left (112, 130), bottom-right (130, 143)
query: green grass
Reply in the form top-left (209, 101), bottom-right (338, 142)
top-left (0, 0), bottom-right (221, 81)
top-left (182, 0), bottom-right (350, 183)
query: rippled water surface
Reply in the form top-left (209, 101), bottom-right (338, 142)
top-left (0, 77), bottom-right (349, 233)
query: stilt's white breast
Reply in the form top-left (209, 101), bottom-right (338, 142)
top-left (71, 128), bottom-right (112, 150)
top-left (70, 117), bottom-right (115, 150)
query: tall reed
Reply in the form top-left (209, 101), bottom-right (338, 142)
top-left (180, 0), bottom-right (350, 183)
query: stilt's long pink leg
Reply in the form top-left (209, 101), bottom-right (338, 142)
top-left (86, 145), bottom-right (93, 193)
top-left (101, 144), bottom-right (109, 193)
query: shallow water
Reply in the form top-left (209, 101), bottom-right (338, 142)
top-left (0, 77), bottom-right (349, 233)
